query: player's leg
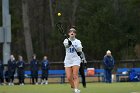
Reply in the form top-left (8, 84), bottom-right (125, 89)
top-left (72, 65), bottom-right (80, 92)
top-left (65, 67), bottom-right (74, 88)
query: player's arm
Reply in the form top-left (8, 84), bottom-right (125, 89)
top-left (76, 40), bottom-right (83, 58)
top-left (63, 39), bottom-right (72, 48)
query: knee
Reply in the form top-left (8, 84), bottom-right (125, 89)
top-left (73, 74), bottom-right (78, 80)
top-left (67, 76), bottom-right (72, 81)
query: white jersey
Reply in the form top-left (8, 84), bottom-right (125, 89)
top-left (63, 38), bottom-right (83, 67)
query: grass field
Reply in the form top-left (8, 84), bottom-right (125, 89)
top-left (0, 82), bottom-right (140, 93)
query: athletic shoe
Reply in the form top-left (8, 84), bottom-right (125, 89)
top-left (21, 83), bottom-right (24, 85)
top-left (74, 89), bottom-right (81, 93)
top-left (8, 83), bottom-right (11, 86)
top-left (41, 81), bottom-right (45, 85)
top-left (45, 81), bottom-right (48, 85)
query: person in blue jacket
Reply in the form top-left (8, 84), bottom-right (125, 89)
top-left (17, 55), bottom-right (25, 85)
top-left (41, 56), bottom-right (49, 85)
top-left (0, 60), bottom-right (4, 85)
top-left (103, 50), bottom-right (115, 83)
top-left (7, 55), bottom-right (16, 85)
top-left (30, 54), bottom-right (39, 85)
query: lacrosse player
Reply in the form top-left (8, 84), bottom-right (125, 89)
top-left (63, 28), bottom-right (83, 93)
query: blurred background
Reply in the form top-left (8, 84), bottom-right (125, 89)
top-left (0, 0), bottom-right (140, 68)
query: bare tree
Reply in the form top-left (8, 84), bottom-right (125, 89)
top-left (71, 0), bottom-right (79, 26)
top-left (22, 0), bottom-right (33, 62)
top-left (49, 0), bottom-right (54, 29)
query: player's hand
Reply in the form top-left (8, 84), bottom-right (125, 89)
top-left (82, 59), bottom-right (87, 68)
top-left (77, 52), bottom-right (82, 56)
top-left (68, 41), bottom-right (72, 46)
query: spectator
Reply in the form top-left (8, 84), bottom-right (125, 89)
top-left (17, 55), bottom-right (25, 85)
top-left (30, 54), bottom-right (39, 85)
top-left (103, 50), bottom-right (115, 83)
top-left (7, 55), bottom-right (16, 85)
top-left (41, 56), bottom-right (49, 85)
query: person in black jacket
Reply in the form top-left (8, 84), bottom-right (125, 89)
top-left (41, 56), bottom-right (49, 85)
top-left (30, 54), bottom-right (39, 85)
top-left (103, 50), bottom-right (115, 83)
top-left (0, 60), bottom-right (4, 85)
top-left (7, 55), bottom-right (16, 85)
top-left (17, 55), bottom-right (25, 85)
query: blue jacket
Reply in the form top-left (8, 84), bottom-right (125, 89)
top-left (103, 55), bottom-right (115, 70)
top-left (30, 59), bottom-right (39, 71)
top-left (41, 60), bottom-right (49, 70)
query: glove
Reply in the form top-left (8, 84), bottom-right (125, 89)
top-left (84, 63), bottom-right (87, 69)
top-left (68, 41), bottom-right (72, 46)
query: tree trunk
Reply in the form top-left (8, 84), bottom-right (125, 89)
top-left (71, 0), bottom-right (79, 26)
top-left (22, 0), bottom-right (33, 62)
top-left (49, 0), bottom-right (54, 29)
top-left (135, 44), bottom-right (140, 59)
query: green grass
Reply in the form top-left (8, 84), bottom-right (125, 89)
top-left (0, 82), bottom-right (140, 93)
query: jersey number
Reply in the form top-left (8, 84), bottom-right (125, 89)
top-left (69, 48), bottom-right (75, 53)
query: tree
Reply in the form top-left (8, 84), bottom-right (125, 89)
top-left (22, 0), bottom-right (33, 62)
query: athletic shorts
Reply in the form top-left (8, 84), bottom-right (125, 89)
top-left (64, 57), bottom-right (81, 67)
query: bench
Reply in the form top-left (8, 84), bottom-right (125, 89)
top-left (133, 68), bottom-right (140, 73)
top-left (94, 69), bottom-right (105, 82)
top-left (116, 68), bottom-right (129, 82)
top-left (116, 68), bottom-right (140, 82)
top-left (85, 69), bottom-right (105, 82)
top-left (24, 70), bottom-right (65, 84)
top-left (24, 69), bottom-right (105, 84)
